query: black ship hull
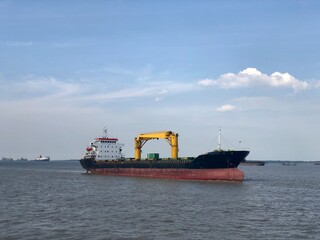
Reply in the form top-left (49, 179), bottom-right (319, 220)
top-left (80, 150), bottom-right (249, 170)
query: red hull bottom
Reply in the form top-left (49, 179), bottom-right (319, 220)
top-left (89, 168), bottom-right (244, 181)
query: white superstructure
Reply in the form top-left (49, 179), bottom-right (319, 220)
top-left (83, 129), bottom-right (124, 161)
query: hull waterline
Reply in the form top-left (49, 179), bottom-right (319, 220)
top-left (86, 167), bottom-right (244, 181)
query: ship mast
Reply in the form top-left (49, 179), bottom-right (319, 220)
top-left (218, 127), bottom-right (222, 150)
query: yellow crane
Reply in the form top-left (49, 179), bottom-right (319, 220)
top-left (134, 131), bottom-right (178, 160)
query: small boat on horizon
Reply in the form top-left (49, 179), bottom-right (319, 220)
top-left (35, 155), bottom-right (50, 161)
top-left (241, 160), bottom-right (265, 166)
top-left (282, 162), bottom-right (297, 166)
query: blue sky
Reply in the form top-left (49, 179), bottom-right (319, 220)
top-left (1, 0), bottom-right (320, 160)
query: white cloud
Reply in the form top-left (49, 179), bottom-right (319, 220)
top-left (154, 89), bottom-right (169, 102)
top-left (15, 76), bottom-right (82, 98)
top-left (198, 79), bottom-right (217, 87)
top-left (1, 75), bottom-right (198, 106)
top-left (86, 82), bottom-right (196, 102)
top-left (199, 68), bottom-right (309, 92)
top-left (215, 104), bottom-right (238, 112)
top-left (90, 87), bottom-right (157, 101)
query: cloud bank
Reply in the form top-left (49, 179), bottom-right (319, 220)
top-left (2, 67), bottom-right (315, 108)
top-left (198, 68), bottom-right (309, 92)
top-left (1, 76), bottom-right (196, 105)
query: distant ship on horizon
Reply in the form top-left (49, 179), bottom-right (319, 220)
top-left (35, 155), bottom-right (50, 161)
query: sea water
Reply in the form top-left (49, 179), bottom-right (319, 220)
top-left (1, 161), bottom-right (319, 240)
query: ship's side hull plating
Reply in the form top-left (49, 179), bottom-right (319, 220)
top-left (89, 168), bottom-right (244, 181)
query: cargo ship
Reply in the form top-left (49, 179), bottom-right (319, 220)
top-left (80, 129), bottom-right (249, 181)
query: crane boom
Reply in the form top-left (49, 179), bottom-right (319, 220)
top-left (134, 131), bottom-right (178, 160)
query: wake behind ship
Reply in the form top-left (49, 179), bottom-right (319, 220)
top-left (80, 129), bottom-right (249, 181)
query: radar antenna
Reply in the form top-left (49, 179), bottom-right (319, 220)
top-left (103, 127), bottom-right (108, 138)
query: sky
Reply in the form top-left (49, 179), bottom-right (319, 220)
top-left (1, 0), bottom-right (320, 161)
